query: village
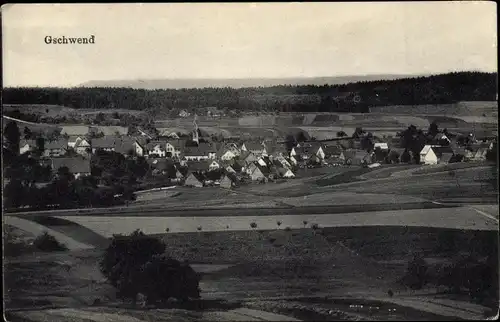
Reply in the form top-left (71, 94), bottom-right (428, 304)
top-left (12, 113), bottom-right (497, 197)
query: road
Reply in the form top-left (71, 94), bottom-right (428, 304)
top-left (6, 202), bottom-right (469, 218)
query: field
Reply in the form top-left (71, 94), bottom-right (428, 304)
top-left (4, 223), bottom-right (498, 321)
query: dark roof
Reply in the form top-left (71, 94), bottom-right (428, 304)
top-left (45, 139), bottom-right (68, 149)
top-left (167, 139), bottom-right (186, 150)
top-left (343, 149), bottom-right (367, 160)
top-left (114, 137), bottom-right (139, 154)
top-left (440, 152), bottom-right (454, 162)
top-left (187, 172), bottom-right (206, 182)
top-left (432, 146), bottom-right (454, 157)
top-left (255, 163), bottom-right (270, 176)
top-left (187, 160), bottom-right (208, 172)
top-left (51, 157), bottom-right (90, 174)
top-left (244, 142), bottom-right (265, 151)
top-left (323, 145), bottom-right (342, 155)
top-left (146, 141), bottom-right (167, 151)
top-left (389, 148), bottom-right (406, 155)
top-left (92, 136), bottom-right (117, 149)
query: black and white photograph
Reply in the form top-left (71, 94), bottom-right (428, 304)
top-left (2, 2), bottom-right (499, 321)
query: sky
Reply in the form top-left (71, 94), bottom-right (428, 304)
top-left (2, 2), bottom-right (497, 87)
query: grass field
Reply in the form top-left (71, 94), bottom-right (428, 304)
top-left (4, 224), bottom-right (498, 320)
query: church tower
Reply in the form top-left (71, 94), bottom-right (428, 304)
top-left (192, 114), bottom-right (199, 145)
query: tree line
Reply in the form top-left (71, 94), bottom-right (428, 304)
top-left (3, 72), bottom-right (496, 115)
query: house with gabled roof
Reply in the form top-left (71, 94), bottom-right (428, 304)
top-left (91, 136), bottom-right (116, 153)
top-left (187, 160), bottom-right (209, 173)
top-left (19, 139), bottom-right (37, 155)
top-left (67, 135), bottom-right (85, 148)
top-left (208, 160), bottom-right (221, 172)
top-left (419, 145), bottom-right (438, 165)
top-left (277, 167), bottom-right (295, 178)
top-left (44, 139), bottom-right (69, 157)
top-left (342, 149), bottom-right (373, 166)
top-left (432, 146), bottom-right (455, 164)
top-left (241, 141), bottom-right (267, 156)
top-left (51, 156), bottom-right (91, 179)
top-left (250, 164), bottom-right (270, 182)
top-left (184, 172), bottom-right (205, 188)
top-left (146, 141), bottom-right (167, 158)
top-left (73, 137), bottom-right (91, 156)
top-left (374, 142), bottom-right (389, 151)
top-left (220, 174), bottom-right (238, 189)
top-left (165, 140), bottom-right (185, 158)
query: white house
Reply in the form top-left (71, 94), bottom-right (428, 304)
top-left (133, 141), bottom-right (145, 157)
top-left (147, 142), bottom-right (167, 158)
top-left (208, 160), bottom-right (220, 171)
top-left (74, 138), bottom-right (91, 156)
top-left (220, 150), bottom-right (237, 161)
top-left (374, 142), bottom-right (389, 151)
top-left (165, 141), bottom-right (182, 158)
top-left (419, 145), bottom-right (438, 165)
top-left (19, 140), bottom-right (36, 155)
top-left (241, 142), bottom-right (267, 156)
top-left (257, 157), bottom-right (268, 167)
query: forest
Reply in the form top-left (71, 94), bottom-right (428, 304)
top-left (3, 72), bottom-right (497, 115)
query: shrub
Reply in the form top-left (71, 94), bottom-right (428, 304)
top-left (250, 222), bottom-right (257, 229)
top-left (140, 254), bottom-right (200, 304)
top-left (99, 229), bottom-right (200, 304)
top-left (311, 223), bottom-right (319, 230)
top-left (99, 229), bottom-right (166, 300)
top-left (276, 220), bottom-right (282, 228)
top-left (33, 232), bottom-right (67, 252)
top-left (284, 227), bottom-right (292, 232)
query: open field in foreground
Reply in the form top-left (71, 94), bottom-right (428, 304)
top-left (4, 225), bottom-right (498, 321)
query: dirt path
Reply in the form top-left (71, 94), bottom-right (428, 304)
top-left (4, 216), bottom-right (94, 251)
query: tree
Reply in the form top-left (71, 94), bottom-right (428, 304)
top-left (428, 121), bottom-right (439, 137)
top-left (23, 126), bottom-right (32, 140)
top-left (99, 229), bottom-right (167, 301)
top-left (336, 131), bottom-right (347, 138)
top-left (36, 137), bottom-right (45, 156)
top-left (139, 254), bottom-right (200, 304)
top-left (352, 127), bottom-right (365, 139)
top-left (285, 134), bottom-right (297, 152)
top-left (4, 121), bottom-right (21, 155)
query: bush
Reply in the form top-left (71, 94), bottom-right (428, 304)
top-left (99, 229), bottom-right (200, 304)
top-left (33, 232), bottom-right (67, 252)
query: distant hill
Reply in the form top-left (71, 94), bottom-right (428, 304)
top-left (79, 74), bottom-right (428, 89)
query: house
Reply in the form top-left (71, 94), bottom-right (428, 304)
top-left (419, 145), bottom-right (438, 165)
top-left (91, 136), bottom-right (116, 153)
top-left (184, 146), bottom-right (210, 161)
top-left (184, 172), bottom-right (205, 188)
top-left (432, 146), bottom-right (455, 164)
top-left (433, 133), bottom-right (451, 145)
top-left (179, 110), bottom-right (190, 117)
top-left (250, 164), bottom-right (270, 182)
top-left (274, 156), bottom-right (292, 169)
top-left (257, 157), bottom-right (269, 167)
top-left (208, 160), bottom-right (220, 171)
top-left (265, 143), bottom-right (288, 158)
top-left (113, 137), bottom-right (147, 157)
top-left (187, 160), bottom-right (209, 173)
top-left (323, 144), bottom-right (343, 160)
top-left (225, 165), bottom-right (236, 174)
top-left (387, 148), bottom-right (405, 163)
top-left (342, 150), bottom-right (372, 166)
top-left (471, 148), bottom-right (489, 161)
top-left (147, 158), bottom-right (174, 176)
top-left (245, 162), bottom-right (259, 176)
top-left (374, 142), bottom-right (389, 151)
top-left (68, 136), bottom-right (85, 148)
top-left (240, 151), bottom-right (258, 164)
top-left (220, 174), bottom-right (238, 189)
top-left (74, 137), bottom-right (91, 156)
top-left (277, 167), bottom-right (295, 178)
top-left (44, 140), bottom-right (69, 157)
top-left (51, 157), bottom-right (91, 179)
top-left (146, 141), bottom-right (167, 158)
top-left (165, 140), bottom-right (185, 158)
top-left (241, 142), bottom-right (267, 156)
top-left (290, 142), bottom-right (325, 160)
top-left (158, 128), bottom-right (181, 139)
top-left (19, 139), bottom-right (37, 155)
